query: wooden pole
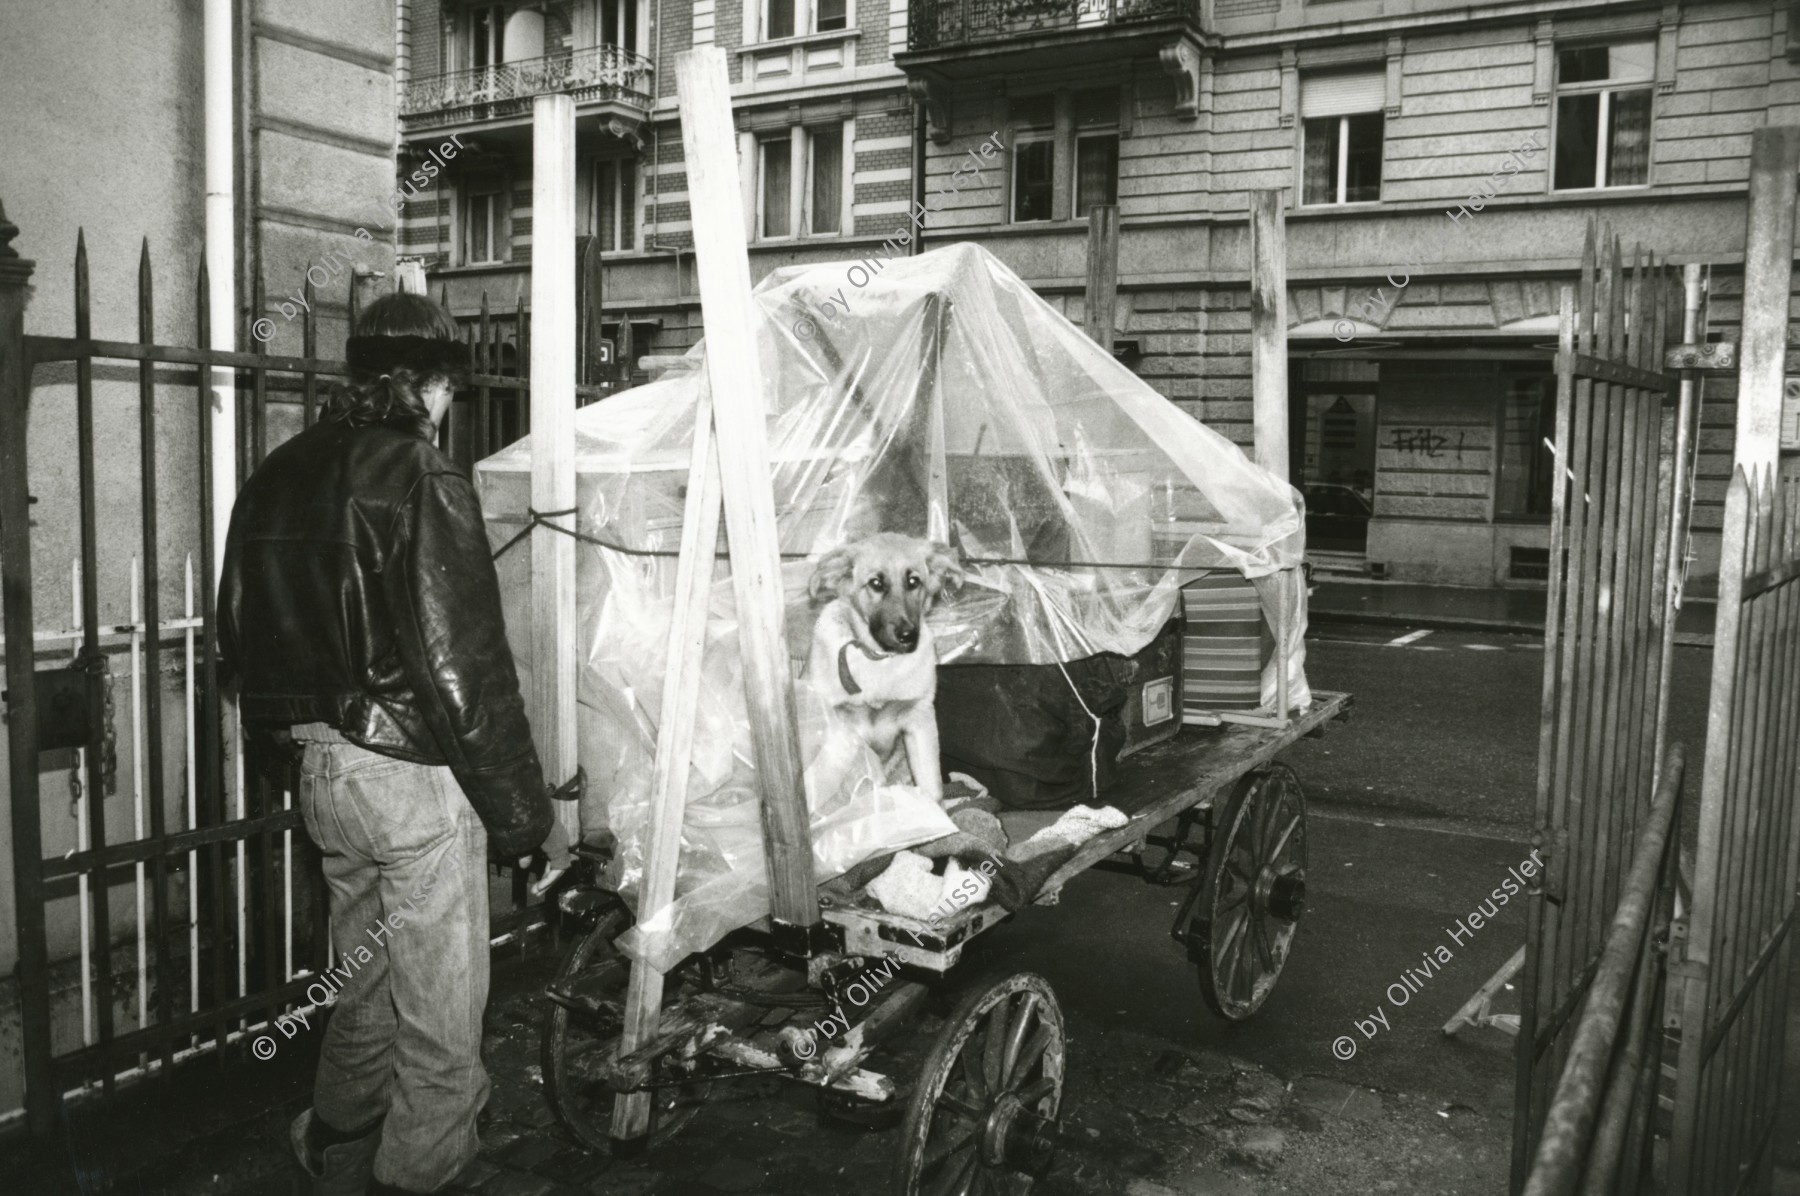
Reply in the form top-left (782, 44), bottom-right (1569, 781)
top-left (529, 94), bottom-right (580, 841)
top-left (1733, 126), bottom-right (1800, 474)
top-left (610, 392), bottom-right (724, 1147)
top-left (674, 47), bottom-right (821, 944)
top-left (1249, 190), bottom-right (1289, 482)
top-left (1084, 203), bottom-right (1119, 352)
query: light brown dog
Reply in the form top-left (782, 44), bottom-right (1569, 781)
top-left (803, 533), bottom-right (965, 807)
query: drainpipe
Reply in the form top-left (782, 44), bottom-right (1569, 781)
top-left (204, 0), bottom-right (236, 580)
top-left (911, 98), bottom-right (926, 255)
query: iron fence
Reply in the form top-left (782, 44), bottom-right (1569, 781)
top-left (400, 44), bottom-right (654, 126)
top-left (907, 0), bottom-right (1201, 52)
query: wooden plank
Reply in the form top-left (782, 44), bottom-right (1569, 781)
top-left (1033, 690), bottom-right (1350, 902)
top-left (609, 393), bottom-right (724, 1144)
top-left (1084, 204), bottom-right (1119, 352)
top-left (674, 47), bottom-right (821, 940)
top-left (1554, 352), bottom-right (1669, 394)
top-left (529, 94), bottom-right (581, 843)
top-left (1734, 127), bottom-right (1800, 473)
top-left (1249, 190), bottom-right (1288, 482)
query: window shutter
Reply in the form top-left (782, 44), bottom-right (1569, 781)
top-left (1301, 72), bottom-right (1385, 119)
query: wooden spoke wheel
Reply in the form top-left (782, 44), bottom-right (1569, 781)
top-left (540, 905), bottom-right (713, 1154)
top-left (1181, 763), bottom-right (1308, 1021)
top-left (895, 972), bottom-right (1065, 1196)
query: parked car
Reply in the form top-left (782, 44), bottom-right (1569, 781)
top-left (1304, 482), bottom-right (1374, 553)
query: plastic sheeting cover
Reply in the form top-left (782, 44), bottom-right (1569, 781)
top-left (476, 242), bottom-right (1308, 971)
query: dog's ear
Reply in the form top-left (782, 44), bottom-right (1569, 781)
top-left (925, 541), bottom-right (966, 597)
top-left (809, 545), bottom-right (857, 602)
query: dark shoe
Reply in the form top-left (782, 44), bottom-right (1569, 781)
top-left (291, 1108), bottom-right (382, 1196)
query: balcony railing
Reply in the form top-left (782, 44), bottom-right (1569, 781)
top-left (401, 44), bottom-right (654, 124)
top-left (908, 0), bottom-right (1200, 51)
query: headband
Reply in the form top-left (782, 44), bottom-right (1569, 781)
top-left (345, 334), bottom-right (470, 376)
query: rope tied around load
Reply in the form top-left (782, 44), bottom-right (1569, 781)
top-left (491, 505), bottom-right (1242, 573)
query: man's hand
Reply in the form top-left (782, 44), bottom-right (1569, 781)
top-left (524, 818), bottom-right (573, 897)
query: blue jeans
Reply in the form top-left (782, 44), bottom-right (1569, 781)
top-left (298, 741), bottom-right (491, 1192)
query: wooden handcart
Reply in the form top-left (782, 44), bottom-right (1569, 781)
top-left (539, 689), bottom-right (1350, 1194)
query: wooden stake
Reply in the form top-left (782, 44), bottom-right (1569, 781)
top-left (1084, 203), bottom-right (1119, 352)
top-left (674, 47), bottom-right (821, 940)
top-left (609, 393), bottom-right (724, 1146)
top-left (1733, 126), bottom-right (1800, 474)
top-left (1249, 190), bottom-right (1289, 483)
top-left (529, 94), bottom-right (580, 841)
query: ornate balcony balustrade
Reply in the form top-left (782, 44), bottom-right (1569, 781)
top-left (401, 44), bottom-right (654, 126)
top-left (907, 0), bottom-right (1202, 51)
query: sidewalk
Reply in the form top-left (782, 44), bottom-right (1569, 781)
top-left (1309, 577), bottom-right (1717, 642)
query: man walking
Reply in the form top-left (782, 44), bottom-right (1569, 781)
top-left (221, 293), bottom-right (556, 1194)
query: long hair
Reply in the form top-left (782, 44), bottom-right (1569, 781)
top-left (323, 294), bottom-right (465, 439)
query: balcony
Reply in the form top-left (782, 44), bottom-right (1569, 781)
top-left (401, 45), bottom-right (655, 132)
top-left (906, 0), bottom-right (1204, 53)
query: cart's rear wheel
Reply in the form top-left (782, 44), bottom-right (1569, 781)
top-left (1181, 762), bottom-right (1308, 1021)
top-left (541, 905), bottom-right (713, 1154)
top-left (894, 972), bottom-right (1064, 1196)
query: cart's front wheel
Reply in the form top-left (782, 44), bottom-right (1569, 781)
top-left (895, 972), bottom-right (1065, 1196)
top-left (1181, 762), bottom-right (1308, 1021)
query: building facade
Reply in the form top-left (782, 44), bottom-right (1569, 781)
top-left (397, 0), bottom-right (1800, 587)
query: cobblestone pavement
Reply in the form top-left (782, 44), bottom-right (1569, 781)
top-left (9, 928), bottom-right (1511, 1196)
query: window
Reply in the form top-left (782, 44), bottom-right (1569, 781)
top-left (816, 0), bottom-right (848, 31)
top-left (1553, 42), bottom-right (1653, 190)
top-left (463, 178), bottom-right (505, 264)
top-left (1073, 88), bottom-right (1119, 219)
top-left (1495, 376), bottom-right (1557, 518)
top-left (756, 125), bottom-right (846, 240)
top-left (759, 138), bottom-right (792, 238)
top-left (599, 0), bottom-right (640, 50)
top-left (1012, 139), bottom-right (1055, 223)
top-left (468, 4), bottom-right (505, 69)
top-left (592, 159), bottom-right (637, 252)
top-left (763, 0), bottom-right (795, 38)
top-left (1075, 134), bottom-right (1118, 217)
top-left (1301, 72), bottom-right (1385, 205)
top-left (807, 128), bottom-right (843, 235)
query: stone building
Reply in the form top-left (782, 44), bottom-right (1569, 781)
top-left (398, 0), bottom-right (1800, 586)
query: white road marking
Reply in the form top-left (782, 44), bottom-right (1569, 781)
top-left (1386, 629), bottom-right (1434, 646)
top-left (1310, 809), bottom-right (1533, 845)
top-left (1464, 644), bottom-right (1503, 651)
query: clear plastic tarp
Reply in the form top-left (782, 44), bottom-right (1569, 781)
top-left (477, 242), bottom-right (1308, 970)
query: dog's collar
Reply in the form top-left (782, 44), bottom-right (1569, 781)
top-left (837, 640), bottom-right (892, 696)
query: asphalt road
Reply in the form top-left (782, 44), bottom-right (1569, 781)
top-left (957, 624), bottom-right (1726, 1192)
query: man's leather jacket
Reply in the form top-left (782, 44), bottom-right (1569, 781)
top-left (219, 420), bottom-right (552, 859)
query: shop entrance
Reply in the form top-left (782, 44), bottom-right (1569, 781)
top-left (1290, 363), bottom-right (1377, 573)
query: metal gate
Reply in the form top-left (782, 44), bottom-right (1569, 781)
top-left (1510, 219), bottom-right (1681, 1189)
top-left (1667, 125), bottom-right (1800, 1196)
top-left (0, 198), bottom-right (535, 1137)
